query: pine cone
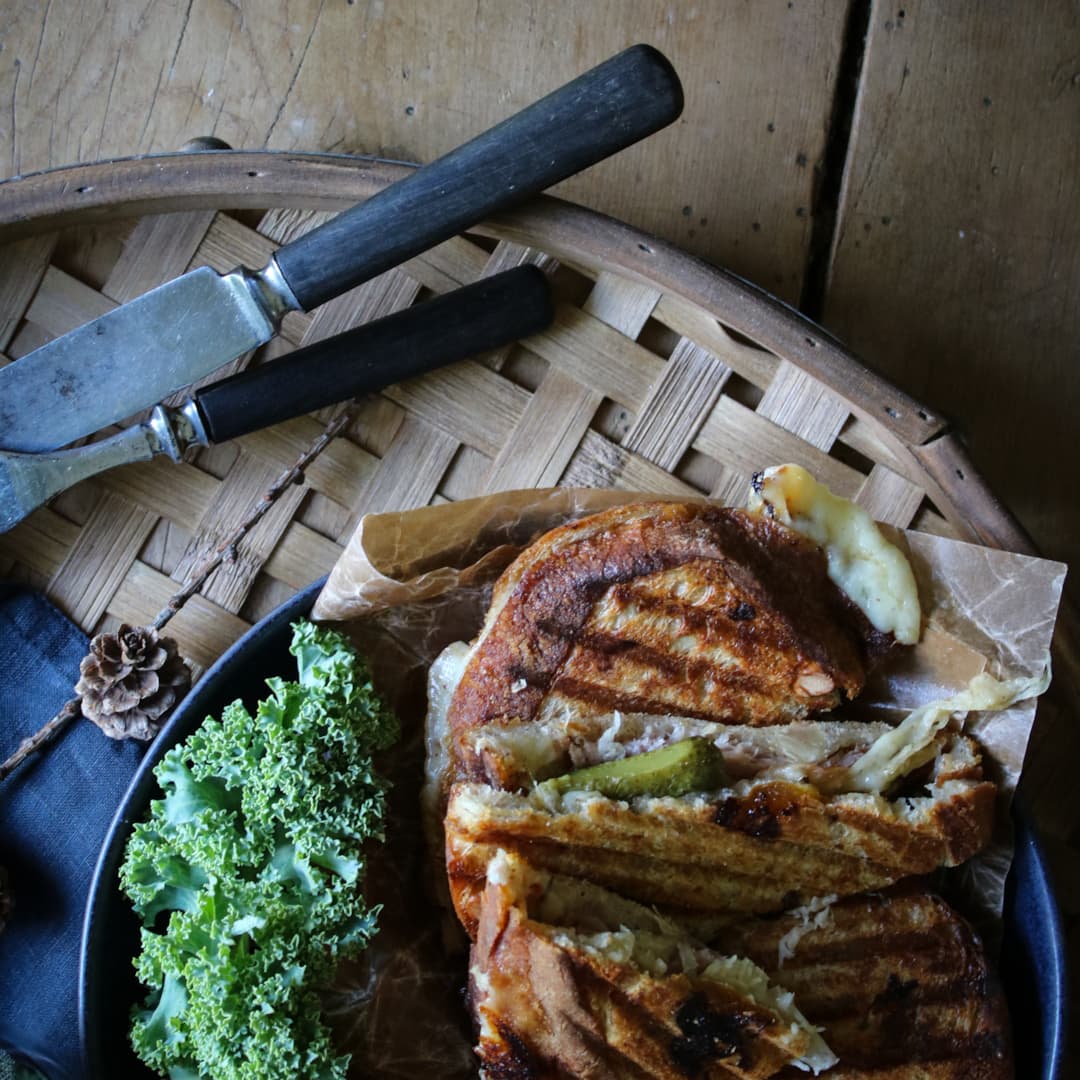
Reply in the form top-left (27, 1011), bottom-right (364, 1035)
top-left (75, 625), bottom-right (191, 741)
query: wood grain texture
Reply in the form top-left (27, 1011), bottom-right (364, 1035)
top-left (824, 0), bottom-right (1079, 574)
top-left (0, 3), bottom-right (1075, 1062)
top-left (0, 0), bottom-right (844, 303)
top-left (0, 159), bottom-right (1073, 1079)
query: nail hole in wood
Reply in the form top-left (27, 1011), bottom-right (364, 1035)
top-left (955, 467), bottom-right (966, 480)
top-left (638, 243), bottom-right (653, 254)
top-left (885, 405), bottom-right (900, 418)
top-left (805, 337), bottom-right (817, 348)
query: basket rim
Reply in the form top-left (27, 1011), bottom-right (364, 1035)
top-left (0, 147), bottom-right (1034, 556)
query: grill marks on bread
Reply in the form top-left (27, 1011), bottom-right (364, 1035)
top-left (716, 891), bottom-right (1012, 1078)
top-left (444, 765), bottom-right (995, 938)
top-left (432, 502), bottom-right (1011, 1077)
top-left (451, 504), bottom-right (878, 789)
top-left (470, 855), bottom-right (834, 1079)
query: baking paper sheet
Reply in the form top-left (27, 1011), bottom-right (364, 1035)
top-left (311, 487), bottom-right (1067, 1077)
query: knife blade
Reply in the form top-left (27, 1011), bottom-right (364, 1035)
top-left (0, 265), bottom-right (553, 532)
top-left (0, 44), bottom-right (682, 454)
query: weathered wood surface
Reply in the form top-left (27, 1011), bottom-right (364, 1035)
top-left (0, 0), bottom-right (844, 304)
top-left (3, 0), bottom-right (1073, 575)
top-left (0, 2), bottom-right (1076, 1066)
top-left (825, 0), bottom-right (1080, 583)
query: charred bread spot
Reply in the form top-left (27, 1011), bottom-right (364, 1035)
top-left (873, 972), bottom-right (919, 1006)
top-left (715, 797), bottom-right (781, 840)
top-left (713, 787), bottom-right (800, 840)
top-left (480, 1021), bottom-right (546, 1079)
top-left (729, 601), bottom-right (756, 621)
top-left (670, 992), bottom-right (766, 1074)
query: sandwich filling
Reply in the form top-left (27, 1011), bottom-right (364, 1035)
top-left (477, 850), bottom-right (838, 1076)
top-left (747, 464), bottom-right (921, 645)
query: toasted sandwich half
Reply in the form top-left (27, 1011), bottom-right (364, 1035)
top-left (469, 849), bottom-right (838, 1079)
top-left (712, 888), bottom-right (1013, 1079)
top-left (426, 500), bottom-right (996, 932)
top-left (445, 501), bottom-right (895, 795)
top-left (442, 724), bottom-right (993, 936)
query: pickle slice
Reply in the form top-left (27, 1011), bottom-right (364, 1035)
top-left (538, 737), bottom-right (729, 800)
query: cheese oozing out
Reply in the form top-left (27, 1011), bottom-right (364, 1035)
top-left (842, 664), bottom-right (1051, 794)
top-left (747, 463), bottom-right (922, 645)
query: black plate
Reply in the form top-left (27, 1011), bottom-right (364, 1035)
top-left (79, 577), bottom-right (1069, 1077)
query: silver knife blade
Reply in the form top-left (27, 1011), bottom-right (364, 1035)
top-left (0, 262), bottom-right (295, 453)
top-left (0, 47), bottom-right (682, 453)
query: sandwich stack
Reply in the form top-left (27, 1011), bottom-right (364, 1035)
top-left (425, 466), bottom-right (1020, 1078)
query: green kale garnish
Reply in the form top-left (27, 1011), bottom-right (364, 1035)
top-left (120, 620), bottom-right (399, 1079)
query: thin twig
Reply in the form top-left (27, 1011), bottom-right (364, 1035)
top-left (1, 404), bottom-right (356, 783)
top-left (151, 405), bottom-right (356, 631)
top-left (0, 698), bottom-right (82, 782)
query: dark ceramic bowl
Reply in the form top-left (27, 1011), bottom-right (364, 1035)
top-left (79, 578), bottom-right (1068, 1078)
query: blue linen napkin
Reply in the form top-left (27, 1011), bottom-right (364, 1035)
top-left (0, 586), bottom-right (146, 1079)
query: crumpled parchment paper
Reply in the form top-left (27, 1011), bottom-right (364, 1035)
top-left (311, 487), bottom-right (1067, 1077)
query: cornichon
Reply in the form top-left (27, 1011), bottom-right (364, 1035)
top-left (538, 738), bottom-right (729, 800)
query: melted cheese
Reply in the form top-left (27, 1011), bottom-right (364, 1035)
top-left (843, 664), bottom-right (1051, 793)
top-left (748, 463), bottom-right (922, 645)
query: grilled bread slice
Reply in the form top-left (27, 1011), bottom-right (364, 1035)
top-left (446, 502), bottom-right (894, 794)
top-left (444, 725), bottom-right (994, 937)
top-left (713, 889), bottom-right (1012, 1079)
top-left (427, 501), bottom-right (996, 933)
top-left (469, 850), bottom-right (837, 1079)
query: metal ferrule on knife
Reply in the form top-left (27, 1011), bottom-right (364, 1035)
top-left (244, 255), bottom-right (303, 325)
top-left (0, 265), bottom-right (555, 532)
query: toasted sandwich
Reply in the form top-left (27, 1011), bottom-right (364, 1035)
top-left (426, 495), bottom-right (997, 932)
top-left (712, 888), bottom-right (1013, 1079)
top-left (427, 473), bottom-right (1027, 1077)
top-left (445, 499), bottom-right (895, 795)
top-left (442, 724), bottom-right (993, 936)
top-left (469, 849), bottom-right (838, 1079)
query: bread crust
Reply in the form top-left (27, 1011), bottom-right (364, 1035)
top-left (449, 503), bottom-right (890, 791)
top-left (445, 763), bottom-right (996, 937)
top-left (717, 890), bottom-right (1013, 1079)
top-left (470, 856), bottom-right (827, 1079)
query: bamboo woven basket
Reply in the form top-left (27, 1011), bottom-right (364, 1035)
top-left (0, 151), bottom-right (1076, 977)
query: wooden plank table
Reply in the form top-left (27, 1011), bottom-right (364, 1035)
top-left (2, 2), bottom-right (1074, 579)
top-left (1, 0), bottom-right (1076, 1071)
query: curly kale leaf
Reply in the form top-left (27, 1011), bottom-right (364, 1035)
top-left (120, 621), bottom-right (398, 1079)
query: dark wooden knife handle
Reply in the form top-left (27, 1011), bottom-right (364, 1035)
top-left (273, 45), bottom-right (682, 312)
top-left (192, 265), bottom-right (552, 444)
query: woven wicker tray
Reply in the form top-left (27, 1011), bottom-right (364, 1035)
top-left (0, 150), bottom-right (1075, 849)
